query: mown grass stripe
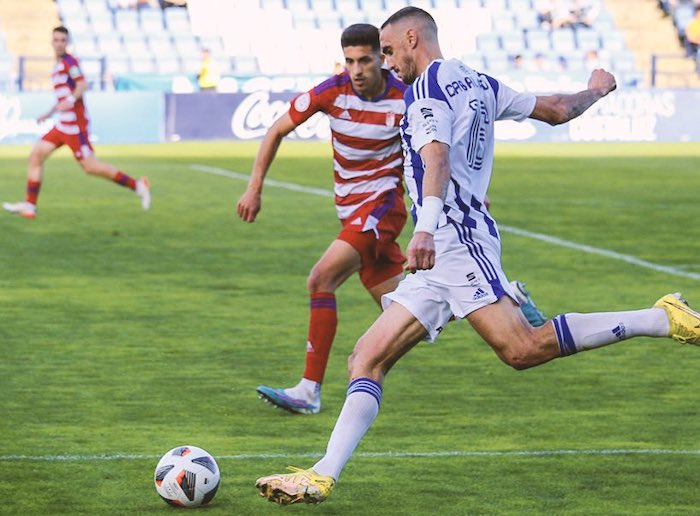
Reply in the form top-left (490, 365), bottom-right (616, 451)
top-left (190, 164), bottom-right (700, 282)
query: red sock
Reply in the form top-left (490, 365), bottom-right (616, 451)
top-left (302, 292), bottom-right (338, 384)
top-left (113, 171), bottom-right (137, 190)
top-left (26, 180), bottom-right (41, 205)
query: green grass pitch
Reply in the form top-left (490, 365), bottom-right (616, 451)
top-left (0, 141), bottom-right (699, 515)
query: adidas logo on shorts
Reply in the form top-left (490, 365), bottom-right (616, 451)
top-left (473, 288), bottom-right (488, 301)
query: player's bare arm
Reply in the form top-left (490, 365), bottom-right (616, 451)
top-left (236, 113), bottom-right (298, 223)
top-left (406, 140), bottom-right (450, 272)
top-left (529, 68), bottom-right (617, 126)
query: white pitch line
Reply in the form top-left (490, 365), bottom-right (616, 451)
top-left (3, 448), bottom-right (700, 462)
top-left (191, 163), bottom-right (700, 282)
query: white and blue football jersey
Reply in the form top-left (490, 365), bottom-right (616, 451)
top-left (401, 59), bottom-right (536, 238)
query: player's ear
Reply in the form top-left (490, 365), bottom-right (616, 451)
top-left (406, 28), bottom-right (418, 49)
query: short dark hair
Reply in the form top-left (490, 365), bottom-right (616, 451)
top-left (53, 26), bottom-right (69, 36)
top-left (340, 23), bottom-right (380, 51)
top-left (380, 6), bottom-right (436, 30)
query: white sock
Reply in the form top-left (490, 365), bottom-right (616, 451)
top-left (553, 308), bottom-right (669, 355)
top-left (313, 378), bottom-right (382, 480)
top-left (284, 378), bottom-right (320, 401)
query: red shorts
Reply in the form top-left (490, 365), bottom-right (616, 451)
top-left (338, 189), bottom-right (407, 289)
top-left (42, 127), bottom-right (94, 160)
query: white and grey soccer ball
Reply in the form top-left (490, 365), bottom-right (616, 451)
top-left (154, 445), bottom-right (220, 507)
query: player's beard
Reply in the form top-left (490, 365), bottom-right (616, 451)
top-left (398, 56), bottom-right (418, 85)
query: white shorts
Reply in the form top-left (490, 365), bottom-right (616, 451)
top-left (382, 221), bottom-right (516, 343)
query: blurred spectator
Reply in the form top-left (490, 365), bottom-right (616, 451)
top-left (537, 0), bottom-right (573, 29)
top-left (136, 0), bottom-right (160, 9)
top-left (197, 48), bottom-right (220, 91)
top-left (583, 48), bottom-right (602, 70)
top-left (527, 52), bottom-right (553, 71)
top-left (569, 0), bottom-right (599, 28)
top-left (511, 53), bottom-right (525, 69)
top-left (160, 0), bottom-right (187, 8)
top-left (685, 6), bottom-right (700, 56)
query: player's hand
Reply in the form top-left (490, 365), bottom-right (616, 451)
top-left (588, 69), bottom-right (617, 97)
top-left (37, 113), bottom-right (50, 123)
top-left (405, 231), bottom-right (436, 273)
top-left (236, 189), bottom-right (261, 223)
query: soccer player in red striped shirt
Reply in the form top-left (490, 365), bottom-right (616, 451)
top-left (237, 24), bottom-right (407, 415)
top-left (3, 26), bottom-right (150, 220)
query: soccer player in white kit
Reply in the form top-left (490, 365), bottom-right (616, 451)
top-left (255, 7), bottom-right (700, 505)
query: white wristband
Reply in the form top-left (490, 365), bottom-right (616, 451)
top-left (413, 196), bottom-right (444, 235)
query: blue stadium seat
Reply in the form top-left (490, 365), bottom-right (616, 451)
top-left (342, 10), bottom-right (368, 25)
top-left (115, 10), bottom-right (140, 32)
top-left (551, 29), bottom-right (577, 53)
top-left (575, 28), bottom-right (600, 51)
top-left (483, 51), bottom-right (510, 72)
top-left (98, 33), bottom-right (124, 56)
top-left (317, 11), bottom-right (342, 28)
top-left (336, 0), bottom-right (359, 9)
top-left (359, 0), bottom-right (385, 11)
top-left (500, 32), bottom-right (525, 53)
top-left (310, 0), bottom-right (336, 11)
top-left (90, 11), bottom-right (114, 33)
top-left (73, 33), bottom-right (101, 56)
top-left (612, 50), bottom-right (637, 73)
top-left (173, 36), bottom-right (201, 60)
top-left (476, 33), bottom-right (501, 52)
top-left (286, 0), bottom-right (311, 10)
top-left (260, 0), bottom-right (286, 8)
top-left (140, 9), bottom-right (164, 33)
top-left (232, 54), bottom-right (259, 74)
top-left (514, 10), bottom-right (539, 29)
top-left (407, 0), bottom-right (435, 10)
top-left (508, 0), bottom-right (532, 12)
top-left (148, 33), bottom-right (175, 55)
top-left (525, 29), bottom-right (550, 51)
top-left (131, 57), bottom-right (155, 74)
top-left (481, 0), bottom-right (507, 13)
top-left (385, 0), bottom-right (408, 11)
top-left (123, 33), bottom-right (152, 58)
top-left (600, 31), bottom-right (625, 51)
top-left (198, 35), bottom-right (224, 54)
top-left (164, 8), bottom-right (190, 31)
top-left (155, 56), bottom-right (182, 74)
top-left (293, 11), bottom-right (318, 29)
top-left (106, 56), bottom-right (130, 75)
top-left (57, 0), bottom-right (85, 21)
top-left (492, 13), bottom-right (516, 32)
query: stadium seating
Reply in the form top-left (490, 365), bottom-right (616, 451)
top-left (48, 0), bottom-right (642, 90)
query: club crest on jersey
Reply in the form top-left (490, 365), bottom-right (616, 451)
top-left (386, 111), bottom-right (396, 127)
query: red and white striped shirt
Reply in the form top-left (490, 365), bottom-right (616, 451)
top-left (51, 53), bottom-right (88, 135)
top-left (288, 70), bottom-right (406, 221)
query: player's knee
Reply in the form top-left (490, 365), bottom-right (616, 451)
top-left (347, 335), bottom-right (382, 378)
top-left (80, 161), bottom-right (98, 175)
top-left (306, 267), bottom-right (335, 293)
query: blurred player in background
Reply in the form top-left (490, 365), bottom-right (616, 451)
top-left (3, 26), bottom-right (150, 220)
top-left (255, 7), bottom-right (700, 504)
top-left (237, 23), bottom-right (548, 416)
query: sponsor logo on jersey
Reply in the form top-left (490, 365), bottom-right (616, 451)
top-left (294, 92), bottom-right (311, 112)
top-left (385, 111), bottom-right (396, 127)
